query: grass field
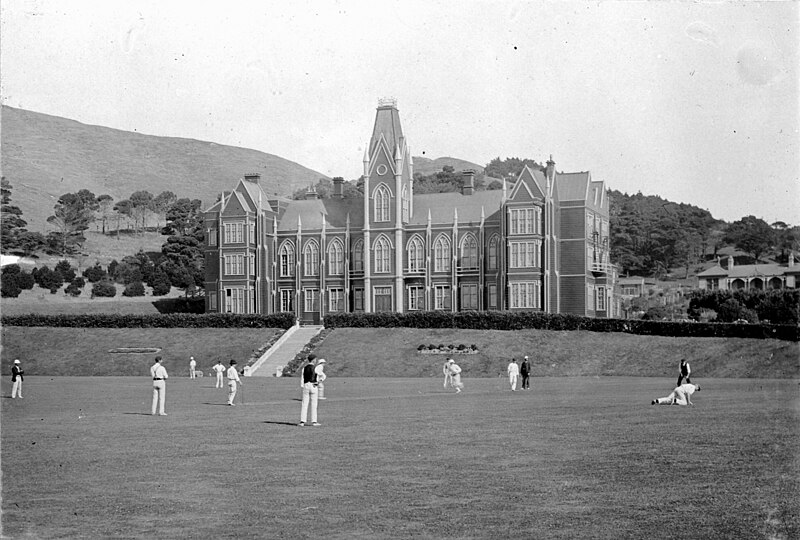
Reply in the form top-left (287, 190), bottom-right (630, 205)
top-left (1, 376), bottom-right (797, 539)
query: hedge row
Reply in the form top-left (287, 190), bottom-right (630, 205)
top-left (1, 312), bottom-right (296, 329)
top-left (324, 311), bottom-right (799, 342)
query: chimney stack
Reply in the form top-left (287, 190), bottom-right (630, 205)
top-left (545, 155), bottom-right (556, 182)
top-left (728, 255), bottom-right (735, 270)
top-left (789, 253), bottom-right (795, 267)
top-left (332, 177), bottom-right (344, 199)
top-left (462, 169), bottom-right (476, 195)
top-left (304, 186), bottom-right (318, 200)
top-left (244, 173), bottom-right (261, 184)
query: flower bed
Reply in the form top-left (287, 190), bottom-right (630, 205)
top-left (417, 344), bottom-right (478, 354)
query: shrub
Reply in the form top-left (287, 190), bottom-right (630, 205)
top-left (2, 264), bottom-right (21, 276)
top-left (55, 260), bottom-right (76, 282)
top-left (417, 344), bottom-right (426, 351)
top-left (35, 266), bottom-right (64, 293)
top-left (1, 273), bottom-right (22, 298)
top-left (83, 263), bottom-right (107, 283)
top-left (16, 271), bottom-right (35, 290)
top-left (1, 312), bottom-right (297, 329)
top-left (122, 281), bottom-right (146, 297)
top-left (65, 277), bottom-right (86, 297)
top-left (92, 280), bottom-right (117, 298)
top-left (107, 260), bottom-right (119, 279)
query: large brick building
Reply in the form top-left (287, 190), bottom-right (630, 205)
top-left (202, 99), bottom-right (617, 322)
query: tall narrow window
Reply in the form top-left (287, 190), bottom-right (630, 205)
top-left (279, 289), bottom-right (293, 312)
top-left (374, 185), bottom-right (390, 222)
top-left (407, 285), bottom-right (424, 311)
top-left (303, 241), bottom-right (319, 276)
top-left (460, 234), bottom-right (478, 269)
top-left (304, 288), bottom-right (319, 312)
top-left (374, 236), bottom-right (391, 273)
top-left (353, 288), bottom-right (364, 311)
top-left (328, 287), bottom-right (344, 312)
top-left (225, 288), bottom-right (245, 313)
top-left (279, 242), bottom-right (295, 277)
top-left (596, 287), bottom-right (606, 311)
top-left (434, 235), bottom-right (451, 272)
top-left (401, 186), bottom-right (410, 222)
top-left (488, 236), bottom-right (498, 271)
top-left (328, 240), bottom-right (344, 275)
top-left (488, 284), bottom-right (498, 309)
top-left (434, 284), bottom-right (451, 310)
top-left (352, 239), bottom-right (364, 272)
top-left (407, 236), bottom-right (424, 272)
top-left (461, 284), bottom-right (478, 310)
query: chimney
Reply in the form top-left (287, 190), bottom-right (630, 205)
top-left (304, 186), bottom-right (318, 200)
top-left (789, 253), bottom-right (795, 267)
top-left (728, 255), bottom-right (735, 270)
top-left (244, 173), bottom-right (260, 184)
top-left (545, 155), bottom-right (556, 182)
top-left (332, 177), bottom-right (344, 199)
top-left (461, 169), bottom-right (476, 195)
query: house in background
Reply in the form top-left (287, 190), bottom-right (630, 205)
top-left (202, 99), bottom-right (617, 322)
top-left (697, 254), bottom-right (799, 291)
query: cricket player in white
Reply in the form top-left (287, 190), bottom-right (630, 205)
top-left (212, 361), bottom-right (225, 388)
top-left (652, 383), bottom-right (701, 406)
top-left (189, 356), bottom-right (197, 378)
top-left (226, 360), bottom-right (242, 406)
top-left (442, 360), bottom-right (452, 388)
top-left (150, 356), bottom-right (168, 416)
top-left (447, 359), bottom-right (463, 393)
top-left (507, 359), bottom-right (520, 391)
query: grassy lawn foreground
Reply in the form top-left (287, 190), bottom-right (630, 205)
top-left (1, 376), bottom-right (798, 539)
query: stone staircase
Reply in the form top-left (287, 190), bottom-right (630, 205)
top-left (246, 324), bottom-right (324, 377)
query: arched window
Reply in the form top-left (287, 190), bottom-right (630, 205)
top-left (374, 184), bottom-right (391, 222)
top-left (434, 235), bottom-right (451, 272)
top-left (352, 238), bottom-right (364, 272)
top-left (460, 234), bottom-right (478, 269)
top-left (328, 239), bottom-right (344, 275)
top-left (407, 236), bottom-right (424, 272)
top-left (279, 241), bottom-right (295, 277)
top-left (488, 235), bottom-right (498, 270)
top-left (303, 241), bottom-right (319, 276)
top-left (401, 186), bottom-right (410, 223)
top-left (374, 236), bottom-right (391, 273)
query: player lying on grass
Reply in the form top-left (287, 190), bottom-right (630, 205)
top-left (652, 383), bottom-right (701, 406)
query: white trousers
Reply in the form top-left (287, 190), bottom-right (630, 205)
top-left (151, 381), bottom-right (166, 414)
top-left (655, 390), bottom-right (689, 405)
top-left (227, 380), bottom-right (238, 404)
top-left (216, 373), bottom-right (224, 388)
top-left (301, 383), bottom-right (319, 423)
top-left (11, 379), bottom-right (22, 398)
top-left (509, 374), bottom-right (518, 390)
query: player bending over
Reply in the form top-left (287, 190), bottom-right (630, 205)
top-left (652, 383), bottom-right (701, 406)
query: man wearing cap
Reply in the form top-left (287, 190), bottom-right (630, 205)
top-left (150, 356), bottom-right (168, 415)
top-left (11, 359), bottom-right (24, 399)
top-left (520, 355), bottom-right (531, 390)
top-left (226, 360), bottom-right (242, 406)
top-left (212, 360), bottom-right (225, 389)
top-left (507, 358), bottom-right (519, 391)
top-left (315, 358), bottom-right (328, 400)
top-left (189, 356), bottom-right (197, 379)
top-left (299, 355), bottom-right (321, 426)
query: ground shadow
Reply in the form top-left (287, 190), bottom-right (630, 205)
top-left (123, 412), bottom-right (157, 416)
top-left (262, 420), bottom-right (299, 426)
top-left (151, 296), bottom-right (205, 314)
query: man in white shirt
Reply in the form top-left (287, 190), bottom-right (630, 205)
top-left (507, 358), bottom-right (520, 391)
top-left (448, 359), bottom-right (463, 393)
top-left (150, 356), bottom-right (168, 416)
top-left (212, 361), bottom-right (225, 388)
top-left (652, 383), bottom-right (701, 406)
top-left (442, 360), bottom-right (452, 389)
top-left (299, 355), bottom-right (321, 426)
top-left (226, 360), bottom-right (242, 406)
top-left (189, 356), bottom-right (197, 379)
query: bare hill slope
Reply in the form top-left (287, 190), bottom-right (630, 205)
top-left (1, 106), bottom-right (327, 230)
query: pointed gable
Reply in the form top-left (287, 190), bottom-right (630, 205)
top-left (221, 190), bottom-right (251, 217)
top-left (514, 165), bottom-right (546, 201)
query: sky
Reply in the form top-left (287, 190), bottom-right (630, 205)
top-left (1, 0), bottom-right (798, 225)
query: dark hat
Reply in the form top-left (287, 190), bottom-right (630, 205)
top-left (230, 360), bottom-right (237, 365)
top-left (308, 353), bottom-right (317, 361)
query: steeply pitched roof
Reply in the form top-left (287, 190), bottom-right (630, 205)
top-left (556, 172), bottom-right (590, 202)
top-left (728, 264), bottom-right (787, 278)
top-left (409, 190), bottom-right (504, 226)
top-left (278, 198), bottom-right (364, 231)
top-left (696, 265), bottom-right (728, 278)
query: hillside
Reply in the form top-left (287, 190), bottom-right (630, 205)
top-left (411, 156), bottom-right (484, 176)
top-left (0, 106), bottom-right (327, 230)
